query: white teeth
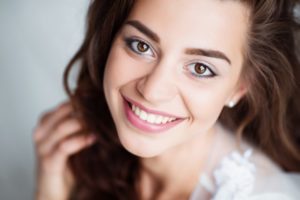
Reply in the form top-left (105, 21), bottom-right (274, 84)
top-left (146, 114), bottom-right (156, 123)
top-left (134, 106), bottom-right (141, 116)
top-left (154, 116), bottom-right (163, 124)
top-left (140, 110), bottom-right (148, 120)
top-left (130, 103), bottom-right (177, 124)
top-left (162, 117), bottom-right (169, 123)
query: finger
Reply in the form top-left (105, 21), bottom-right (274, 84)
top-left (37, 118), bottom-right (83, 156)
top-left (40, 134), bottom-right (97, 173)
top-left (34, 102), bottom-right (73, 142)
top-left (39, 101), bottom-right (72, 127)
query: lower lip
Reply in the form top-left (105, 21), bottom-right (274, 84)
top-left (123, 99), bottom-right (184, 133)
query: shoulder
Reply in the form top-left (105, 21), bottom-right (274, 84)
top-left (249, 145), bottom-right (300, 200)
top-left (208, 148), bottom-right (300, 200)
top-left (248, 146), bottom-right (300, 199)
top-left (247, 193), bottom-right (296, 200)
top-left (204, 124), bottom-right (300, 200)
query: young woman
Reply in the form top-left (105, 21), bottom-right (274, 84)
top-left (34, 0), bottom-right (300, 199)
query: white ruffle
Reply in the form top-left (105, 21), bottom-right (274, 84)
top-left (197, 149), bottom-right (256, 200)
top-left (212, 149), bottom-right (255, 200)
top-left (189, 124), bottom-right (300, 200)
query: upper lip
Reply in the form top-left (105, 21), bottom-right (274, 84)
top-left (123, 95), bottom-right (185, 119)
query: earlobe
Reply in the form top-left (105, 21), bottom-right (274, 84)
top-left (226, 82), bottom-right (248, 108)
top-left (227, 101), bottom-right (236, 108)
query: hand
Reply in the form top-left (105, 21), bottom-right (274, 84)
top-left (33, 102), bottom-right (97, 200)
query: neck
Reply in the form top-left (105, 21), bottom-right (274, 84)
top-left (139, 125), bottom-right (218, 199)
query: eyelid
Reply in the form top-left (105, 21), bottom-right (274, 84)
top-left (188, 59), bottom-right (216, 72)
top-left (123, 36), bottom-right (157, 58)
top-left (184, 61), bottom-right (217, 79)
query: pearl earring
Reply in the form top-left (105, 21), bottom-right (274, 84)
top-left (228, 101), bottom-right (235, 108)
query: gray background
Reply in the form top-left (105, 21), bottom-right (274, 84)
top-left (0, 0), bottom-right (89, 199)
top-left (1, 1), bottom-right (300, 200)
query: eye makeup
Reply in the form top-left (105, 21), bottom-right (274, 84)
top-left (123, 36), bottom-right (156, 58)
top-left (122, 35), bottom-right (219, 80)
top-left (185, 62), bottom-right (217, 79)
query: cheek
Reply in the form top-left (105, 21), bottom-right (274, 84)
top-left (104, 48), bottom-right (131, 90)
top-left (182, 83), bottom-right (231, 126)
top-left (104, 42), bottom-right (147, 92)
top-left (103, 42), bottom-right (129, 113)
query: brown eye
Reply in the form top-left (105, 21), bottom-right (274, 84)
top-left (125, 38), bottom-right (154, 56)
top-left (187, 62), bottom-right (216, 78)
top-left (137, 41), bottom-right (149, 52)
top-left (194, 63), bottom-right (207, 75)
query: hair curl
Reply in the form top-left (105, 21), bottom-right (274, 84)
top-left (63, 0), bottom-right (300, 199)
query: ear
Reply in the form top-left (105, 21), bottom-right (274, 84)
top-left (225, 80), bottom-right (248, 108)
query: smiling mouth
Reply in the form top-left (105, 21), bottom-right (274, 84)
top-left (122, 96), bottom-right (186, 133)
top-left (123, 95), bottom-right (184, 124)
top-left (127, 101), bottom-right (178, 124)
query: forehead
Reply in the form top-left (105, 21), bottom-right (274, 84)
top-left (126, 0), bottom-right (250, 67)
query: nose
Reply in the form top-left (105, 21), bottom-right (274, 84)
top-left (136, 61), bottom-right (178, 104)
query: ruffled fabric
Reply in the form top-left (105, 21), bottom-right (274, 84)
top-left (189, 124), bottom-right (300, 200)
top-left (189, 148), bottom-right (300, 200)
top-left (212, 149), bottom-right (256, 200)
top-left (195, 149), bottom-right (256, 200)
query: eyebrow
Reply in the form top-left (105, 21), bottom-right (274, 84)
top-left (185, 48), bottom-right (231, 65)
top-left (125, 20), bottom-right (231, 65)
top-left (125, 20), bottom-right (160, 43)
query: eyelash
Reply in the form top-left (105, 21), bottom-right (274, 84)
top-left (124, 37), bottom-right (217, 78)
top-left (185, 62), bottom-right (216, 78)
top-left (124, 37), bottom-right (155, 57)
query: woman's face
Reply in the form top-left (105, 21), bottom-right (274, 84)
top-left (104, 0), bottom-right (249, 157)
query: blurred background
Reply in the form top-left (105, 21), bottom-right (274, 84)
top-left (1, 1), bottom-right (299, 200)
top-left (0, 0), bottom-right (89, 199)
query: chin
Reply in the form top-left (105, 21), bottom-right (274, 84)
top-left (124, 146), bottom-right (162, 158)
top-left (116, 131), bottom-right (167, 158)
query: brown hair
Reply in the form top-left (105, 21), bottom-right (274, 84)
top-left (220, 0), bottom-right (300, 171)
top-left (63, 0), bottom-right (300, 199)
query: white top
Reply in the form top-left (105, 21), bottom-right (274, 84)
top-left (189, 123), bottom-right (300, 200)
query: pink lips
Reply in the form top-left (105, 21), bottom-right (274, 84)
top-left (123, 96), bottom-right (185, 133)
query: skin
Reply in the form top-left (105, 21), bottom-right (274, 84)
top-left (103, 0), bottom-right (249, 198)
top-left (34, 0), bottom-right (250, 199)
top-left (34, 103), bottom-right (97, 200)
